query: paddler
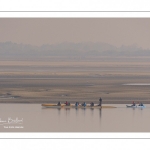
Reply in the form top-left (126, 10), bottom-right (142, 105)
top-left (139, 102), bottom-right (143, 106)
top-left (64, 101), bottom-right (71, 106)
top-left (132, 101), bottom-right (135, 106)
top-left (82, 102), bottom-right (86, 107)
top-left (57, 101), bottom-right (61, 106)
top-left (64, 101), bottom-right (68, 106)
top-left (98, 97), bottom-right (102, 106)
top-left (90, 102), bottom-right (94, 106)
top-left (75, 102), bottom-right (79, 107)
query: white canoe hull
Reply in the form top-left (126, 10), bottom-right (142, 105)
top-left (137, 105), bottom-right (146, 108)
top-left (126, 105), bottom-right (145, 108)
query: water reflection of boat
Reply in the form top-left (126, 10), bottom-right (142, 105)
top-left (41, 104), bottom-right (116, 108)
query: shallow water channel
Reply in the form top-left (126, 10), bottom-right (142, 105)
top-left (0, 104), bottom-right (150, 132)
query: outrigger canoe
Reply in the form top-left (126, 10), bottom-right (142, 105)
top-left (126, 105), bottom-right (145, 108)
top-left (41, 103), bottom-right (116, 108)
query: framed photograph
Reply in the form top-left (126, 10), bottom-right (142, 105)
top-left (0, 1), bottom-right (150, 149)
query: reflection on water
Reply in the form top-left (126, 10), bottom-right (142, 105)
top-left (90, 108), bottom-right (94, 116)
top-left (65, 108), bottom-right (70, 117)
top-left (99, 108), bottom-right (102, 118)
top-left (0, 104), bottom-right (150, 132)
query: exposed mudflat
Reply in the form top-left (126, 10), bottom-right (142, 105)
top-left (0, 57), bottom-right (150, 104)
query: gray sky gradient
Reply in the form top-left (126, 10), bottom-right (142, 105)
top-left (0, 18), bottom-right (150, 49)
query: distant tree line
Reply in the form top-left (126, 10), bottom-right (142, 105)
top-left (0, 41), bottom-right (150, 58)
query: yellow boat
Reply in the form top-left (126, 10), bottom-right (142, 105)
top-left (41, 103), bottom-right (116, 108)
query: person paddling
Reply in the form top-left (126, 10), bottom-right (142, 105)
top-left (90, 102), bottom-right (94, 106)
top-left (82, 102), bottom-right (86, 107)
top-left (98, 97), bottom-right (102, 106)
top-left (132, 101), bottom-right (135, 106)
top-left (57, 101), bottom-right (61, 106)
top-left (64, 101), bottom-right (68, 106)
top-left (75, 102), bottom-right (79, 107)
top-left (139, 102), bottom-right (143, 106)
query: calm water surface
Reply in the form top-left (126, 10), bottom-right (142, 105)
top-left (0, 104), bottom-right (150, 132)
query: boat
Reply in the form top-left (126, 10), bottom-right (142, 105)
top-left (41, 103), bottom-right (116, 108)
top-left (137, 105), bottom-right (146, 108)
top-left (126, 105), bottom-right (137, 108)
top-left (126, 105), bottom-right (145, 108)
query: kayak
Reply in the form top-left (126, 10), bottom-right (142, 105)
top-left (126, 105), bottom-right (145, 108)
top-left (137, 105), bottom-right (146, 108)
top-left (126, 105), bottom-right (137, 108)
top-left (41, 103), bottom-right (116, 108)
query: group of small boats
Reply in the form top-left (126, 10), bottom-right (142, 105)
top-left (41, 101), bottom-right (146, 109)
top-left (126, 104), bottom-right (145, 108)
top-left (126, 101), bottom-right (145, 108)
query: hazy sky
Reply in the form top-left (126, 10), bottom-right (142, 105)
top-left (0, 18), bottom-right (150, 49)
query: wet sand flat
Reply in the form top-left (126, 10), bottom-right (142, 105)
top-left (0, 57), bottom-right (150, 104)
